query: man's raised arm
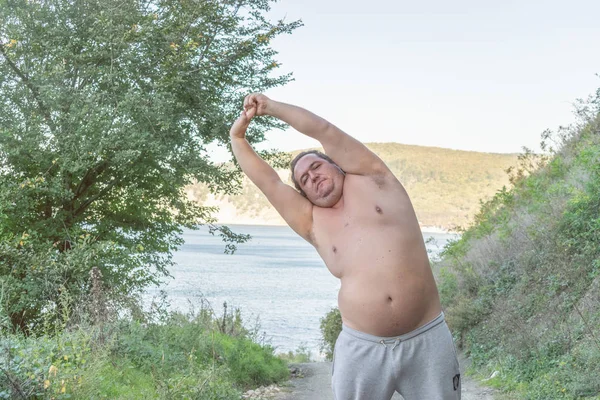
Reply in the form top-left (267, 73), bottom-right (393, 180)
top-left (229, 106), bottom-right (314, 243)
top-left (244, 94), bottom-right (391, 178)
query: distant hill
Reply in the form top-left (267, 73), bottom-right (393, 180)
top-left (185, 142), bottom-right (519, 230)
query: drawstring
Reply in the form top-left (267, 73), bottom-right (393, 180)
top-left (380, 339), bottom-right (401, 349)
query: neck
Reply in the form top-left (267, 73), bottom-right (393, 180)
top-left (331, 195), bottom-right (344, 210)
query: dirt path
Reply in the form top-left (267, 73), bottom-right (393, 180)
top-left (274, 353), bottom-right (497, 400)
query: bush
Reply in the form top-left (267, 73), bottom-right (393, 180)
top-left (319, 308), bottom-right (342, 361)
top-left (0, 296), bottom-right (290, 399)
top-left (278, 343), bottom-right (312, 363)
top-left (0, 329), bottom-right (95, 399)
top-left (111, 309), bottom-right (289, 391)
top-left (437, 96), bottom-right (600, 399)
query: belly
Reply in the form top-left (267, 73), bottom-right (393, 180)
top-left (316, 214), bottom-right (442, 336)
top-left (337, 260), bottom-right (442, 337)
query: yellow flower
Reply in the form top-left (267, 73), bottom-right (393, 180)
top-left (170, 42), bottom-right (178, 50)
top-left (6, 39), bottom-right (17, 48)
top-left (49, 365), bottom-right (58, 376)
top-left (44, 380), bottom-right (50, 389)
top-left (64, 355), bottom-right (69, 361)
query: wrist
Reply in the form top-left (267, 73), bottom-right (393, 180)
top-left (265, 99), bottom-right (280, 117)
top-left (230, 134), bottom-right (246, 141)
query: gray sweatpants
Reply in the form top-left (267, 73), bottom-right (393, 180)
top-left (331, 313), bottom-right (461, 400)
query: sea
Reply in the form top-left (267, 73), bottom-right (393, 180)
top-left (145, 224), bottom-right (458, 359)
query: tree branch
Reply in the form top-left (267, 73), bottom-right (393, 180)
top-left (73, 177), bottom-right (122, 218)
top-left (0, 43), bottom-right (57, 134)
top-left (73, 160), bottom-right (110, 201)
top-left (198, 1), bottom-right (243, 62)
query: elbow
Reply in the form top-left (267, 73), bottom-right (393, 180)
top-left (314, 121), bottom-right (334, 139)
top-left (319, 123), bottom-right (344, 147)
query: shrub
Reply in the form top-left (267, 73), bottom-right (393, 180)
top-left (319, 308), bottom-right (342, 361)
top-left (0, 295), bottom-right (290, 399)
top-left (437, 96), bottom-right (600, 399)
top-left (278, 343), bottom-right (312, 363)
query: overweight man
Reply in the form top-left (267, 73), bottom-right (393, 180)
top-left (229, 93), bottom-right (461, 400)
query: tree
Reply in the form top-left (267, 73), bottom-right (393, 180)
top-left (0, 0), bottom-right (300, 333)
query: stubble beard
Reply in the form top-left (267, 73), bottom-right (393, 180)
top-left (313, 180), bottom-right (337, 207)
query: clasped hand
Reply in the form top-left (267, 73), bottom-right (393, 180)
top-left (229, 93), bottom-right (272, 139)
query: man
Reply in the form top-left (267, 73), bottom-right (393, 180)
top-left (230, 93), bottom-right (461, 400)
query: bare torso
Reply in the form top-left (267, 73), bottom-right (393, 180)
top-left (312, 173), bottom-right (442, 337)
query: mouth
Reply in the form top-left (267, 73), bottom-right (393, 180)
top-left (316, 179), bottom-right (325, 191)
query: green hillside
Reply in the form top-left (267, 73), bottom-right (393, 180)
top-left (439, 91), bottom-right (600, 399)
top-left (187, 143), bottom-right (519, 230)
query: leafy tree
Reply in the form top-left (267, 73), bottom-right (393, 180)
top-left (0, 0), bottom-right (299, 333)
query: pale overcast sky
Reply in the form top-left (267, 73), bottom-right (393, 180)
top-left (211, 0), bottom-right (600, 161)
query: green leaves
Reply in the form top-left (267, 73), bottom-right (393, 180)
top-left (0, 0), bottom-right (300, 332)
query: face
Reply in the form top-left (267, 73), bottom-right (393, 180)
top-left (293, 154), bottom-right (345, 208)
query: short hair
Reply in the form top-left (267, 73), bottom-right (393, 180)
top-left (289, 150), bottom-right (343, 197)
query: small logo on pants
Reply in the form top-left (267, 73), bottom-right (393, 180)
top-left (453, 374), bottom-right (460, 391)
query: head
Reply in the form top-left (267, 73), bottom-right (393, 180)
top-left (290, 150), bottom-right (345, 208)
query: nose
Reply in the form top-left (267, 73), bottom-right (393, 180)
top-left (308, 171), bottom-right (319, 182)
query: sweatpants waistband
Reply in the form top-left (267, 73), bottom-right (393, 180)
top-left (341, 312), bottom-right (445, 344)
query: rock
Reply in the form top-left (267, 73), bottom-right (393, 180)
top-left (483, 370), bottom-right (499, 381)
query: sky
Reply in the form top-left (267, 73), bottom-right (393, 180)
top-left (209, 0), bottom-right (600, 161)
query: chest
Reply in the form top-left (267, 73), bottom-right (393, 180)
top-left (314, 173), bottom-right (407, 232)
top-left (311, 175), bottom-right (414, 275)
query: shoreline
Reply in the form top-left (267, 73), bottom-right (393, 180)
top-left (213, 221), bottom-right (460, 235)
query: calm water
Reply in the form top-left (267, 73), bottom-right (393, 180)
top-left (146, 225), bottom-right (456, 359)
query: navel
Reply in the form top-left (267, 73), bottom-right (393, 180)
top-left (387, 296), bottom-right (393, 302)
top-left (332, 246), bottom-right (337, 254)
top-left (375, 205), bottom-right (383, 214)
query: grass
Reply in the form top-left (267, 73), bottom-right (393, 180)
top-left (436, 100), bottom-right (600, 399)
top-left (0, 299), bottom-right (290, 399)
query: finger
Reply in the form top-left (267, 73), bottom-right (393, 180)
top-left (243, 95), bottom-right (251, 110)
top-left (245, 106), bottom-right (257, 120)
top-left (247, 94), bottom-right (258, 110)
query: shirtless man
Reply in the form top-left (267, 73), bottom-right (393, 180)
top-left (230, 93), bottom-right (461, 400)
